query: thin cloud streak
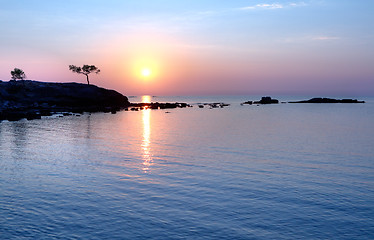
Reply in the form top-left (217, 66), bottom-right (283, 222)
top-left (312, 36), bottom-right (340, 41)
top-left (283, 35), bottom-right (341, 43)
top-left (240, 2), bottom-right (307, 10)
top-left (241, 4), bottom-right (284, 10)
top-left (171, 1), bottom-right (308, 23)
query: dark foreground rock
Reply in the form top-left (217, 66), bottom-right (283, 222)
top-left (289, 98), bottom-right (365, 103)
top-left (0, 80), bottom-right (130, 121)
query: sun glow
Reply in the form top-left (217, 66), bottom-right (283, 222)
top-left (129, 56), bottom-right (160, 82)
top-left (141, 68), bottom-right (151, 77)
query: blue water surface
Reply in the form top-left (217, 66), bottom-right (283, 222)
top-left (1, 96), bottom-right (374, 239)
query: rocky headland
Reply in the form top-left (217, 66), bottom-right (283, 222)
top-left (0, 80), bottom-right (130, 121)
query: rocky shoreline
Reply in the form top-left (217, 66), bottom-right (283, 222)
top-left (0, 80), bottom-right (194, 121)
top-left (0, 80), bottom-right (366, 122)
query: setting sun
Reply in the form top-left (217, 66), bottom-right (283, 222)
top-left (141, 68), bottom-right (151, 77)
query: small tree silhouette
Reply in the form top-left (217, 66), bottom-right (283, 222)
top-left (69, 65), bottom-right (100, 85)
top-left (10, 68), bottom-right (26, 80)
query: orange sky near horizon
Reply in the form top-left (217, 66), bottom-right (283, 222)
top-left (93, 31), bottom-right (249, 95)
top-left (2, 30), bottom-right (371, 97)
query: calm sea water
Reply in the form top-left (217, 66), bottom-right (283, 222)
top-left (1, 96), bottom-right (374, 239)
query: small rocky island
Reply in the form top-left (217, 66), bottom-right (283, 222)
top-left (289, 98), bottom-right (365, 103)
top-left (0, 80), bottom-right (130, 121)
top-left (241, 96), bottom-right (279, 105)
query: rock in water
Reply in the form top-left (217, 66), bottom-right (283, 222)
top-left (250, 96), bottom-right (279, 105)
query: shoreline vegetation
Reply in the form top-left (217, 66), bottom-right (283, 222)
top-left (0, 80), bottom-right (366, 122)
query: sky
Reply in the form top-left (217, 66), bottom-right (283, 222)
top-left (0, 0), bottom-right (373, 96)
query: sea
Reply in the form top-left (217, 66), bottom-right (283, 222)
top-left (1, 95), bottom-right (374, 239)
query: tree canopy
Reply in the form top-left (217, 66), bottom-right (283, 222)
top-left (69, 65), bottom-right (100, 85)
top-left (10, 68), bottom-right (26, 80)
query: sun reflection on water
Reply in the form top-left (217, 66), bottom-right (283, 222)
top-left (141, 96), bottom-right (152, 172)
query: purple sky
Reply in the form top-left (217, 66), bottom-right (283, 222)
top-left (0, 0), bottom-right (373, 96)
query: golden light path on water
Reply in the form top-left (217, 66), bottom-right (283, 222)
top-left (141, 96), bottom-right (152, 172)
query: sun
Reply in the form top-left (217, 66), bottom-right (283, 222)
top-left (141, 68), bottom-right (151, 77)
top-left (132, 58), bottom-right (159, 81)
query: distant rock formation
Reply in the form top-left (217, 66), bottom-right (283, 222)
top-left (206, 103), bottom-right (230, 109)
top-left (242, 96), bottom-right (279, 105)
top-left (0, 80), bottom-right (130, 121)
top-left (241, 101), bottom-right (252, 105)
top-left (289, 98), bottom-right (365, 103)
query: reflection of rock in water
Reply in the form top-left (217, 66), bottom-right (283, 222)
top-left (85, 115), bottom-right (92, 140)
top-left (12, 122), bottom-right (28, 148)
top-left (10, 121), bottom-right (29, 159)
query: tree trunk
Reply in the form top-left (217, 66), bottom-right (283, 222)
top-left (85, 74), bottom-right (90, 85)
